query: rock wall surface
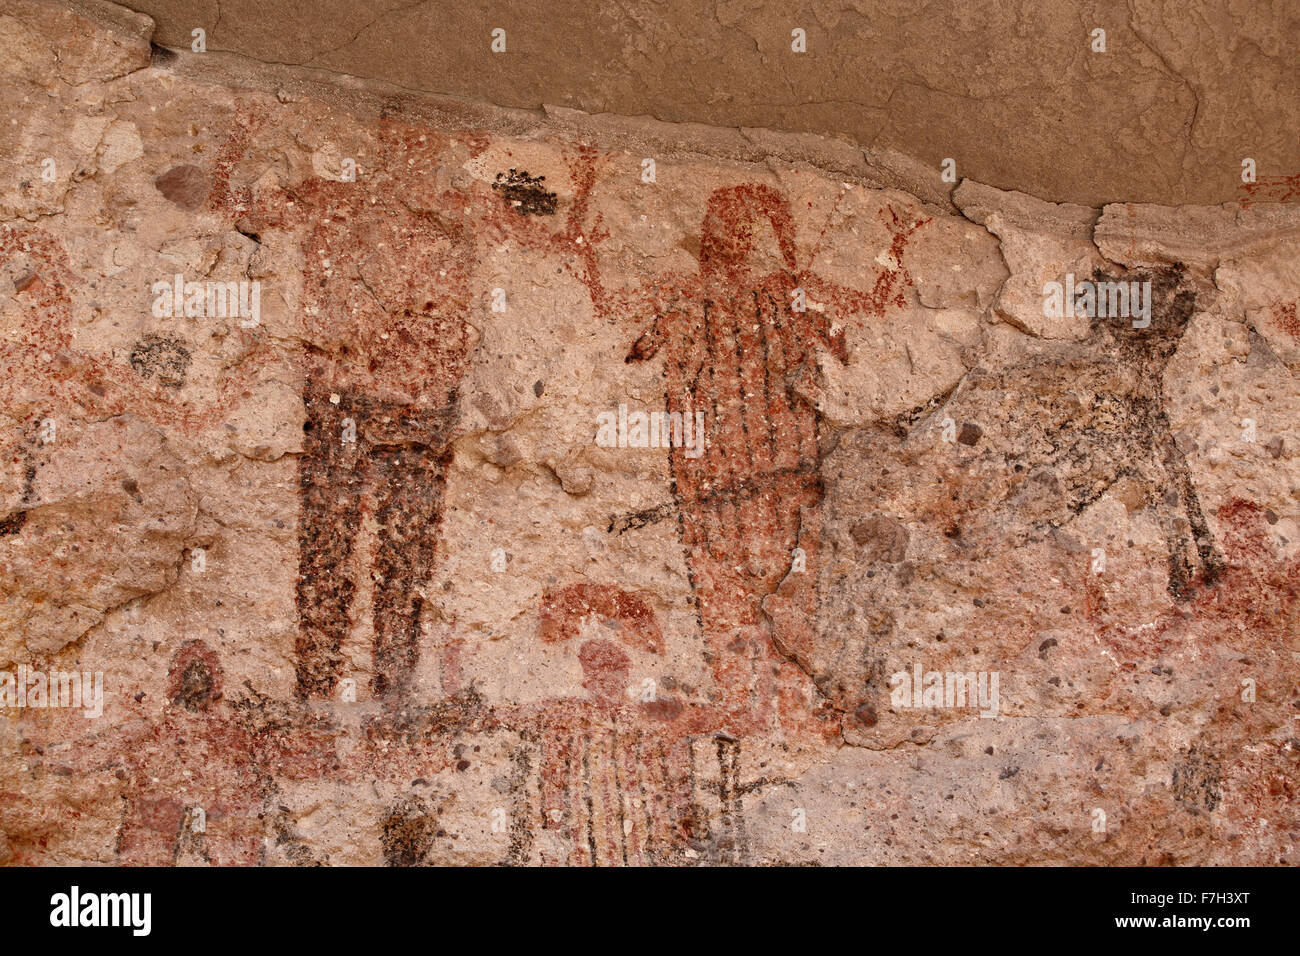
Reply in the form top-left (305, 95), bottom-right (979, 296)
top-left (0, 0), bottom-right (1297, 865)
top-left (113, 0), bottom-right (1300, 208)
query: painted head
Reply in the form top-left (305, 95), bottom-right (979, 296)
top-left (167, 640), bottom-right (222, 713)
top-left (578, 639), bottom-right (631, 701)
top-left (698, 184), bottom-right (798, 281)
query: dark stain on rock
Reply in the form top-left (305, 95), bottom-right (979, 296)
top-left (502, 744), bottom-right (534, 865)
top-left (0, 511), bottom-right (27, 536)
top-left (853, 701), bottom-right (878, 727)
top-left (365, 686), bottom-right (488, 746)
top-left (129, 333), bottom-right (190, 388)
top-left (149, 42), bottom-right (177, 66)
top-left (607, 501), bottom-right (675, 534)
top-left (849, 514), bottom-right (909, 563)
top-left (167, 640), bottom-right (222, 713)
top-left (1171, 744), bottom-right (1222, 813)
top-left (380, 795), bottom-right (436, 866)
top-left (175, 661), bottom-right (213, 712)
top-left (492, 169), bottom-right (558, 216)
top-left (154, 164), bottom-right (209, 210)
top-left (20, 460), bottom-right (36, 505)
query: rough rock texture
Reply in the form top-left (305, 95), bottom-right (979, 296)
top-left (112, 0), bottom-right (1300, 207)
top-left (0, 0), bottom-right (1297, 866)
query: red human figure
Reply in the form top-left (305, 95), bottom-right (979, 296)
top-left (625, 184), bottom-right (928, 735)
top-left (213, 114), bottom-right (487, 703)
top-left (213, 112), bottom-right (614, 704)
top-left (49, 642), bottom-right (335, 865)
top-left (498, 583), bottom-right (707, 865)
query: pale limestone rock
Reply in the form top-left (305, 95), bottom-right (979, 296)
top-left (1, 0), bottom-right (1297, 868)
top-left (953, 179), bottom-right (1103, 339)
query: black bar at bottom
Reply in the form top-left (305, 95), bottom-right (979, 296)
top-left (0, 864), bottom-right (1278, 943)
